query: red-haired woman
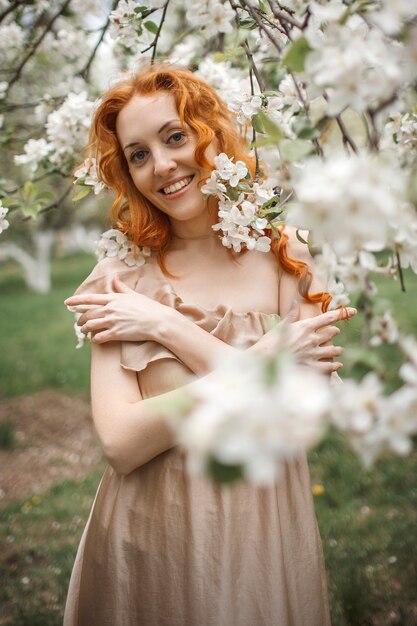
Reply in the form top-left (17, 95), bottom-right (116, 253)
top-left (64, 64), bottom-right (355, 626)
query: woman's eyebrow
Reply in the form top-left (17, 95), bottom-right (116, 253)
top-left (123, 119), bottom-right (182, 151)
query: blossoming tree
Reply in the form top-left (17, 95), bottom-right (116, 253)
top-left (1, 0), bottom-right (417, 482)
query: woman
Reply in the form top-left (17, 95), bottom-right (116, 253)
top-left (64, 64), bottom-right (355, 625)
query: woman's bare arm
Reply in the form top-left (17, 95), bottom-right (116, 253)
top-left (68, 275), bottom-right (353, 376)
top-left (91, 341), bottom-right (234, 476)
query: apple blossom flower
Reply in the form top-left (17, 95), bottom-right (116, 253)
top-left (186, 1), bottom-right (234, 38)
top-left (95, 229), bottom-right (151, 267)
top-left (369, 311), bottom-right (399, 347)
top-left (0, 204), bottom-right (9, 235)
top-left (286, 152), bottom-right (408, 257)
top-left (168, 348), bottom-right (330, 484)
top-left (73, 158), bottom-right (107, 195)
top-left (14, 138), bottom-right (51, 172)
top-left (213, 153), bottom-right (248, 187)
top-left (303, 16), bottom-right (405, 115)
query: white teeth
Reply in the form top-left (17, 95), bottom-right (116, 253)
top-left (162, 177), bottom-right (192, 195)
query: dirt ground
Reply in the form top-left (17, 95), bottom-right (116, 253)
top-left (0, 390), bottom-right (103, 507)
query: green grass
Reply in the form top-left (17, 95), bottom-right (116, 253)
top-left (1, 255), bottom-right (417, 625)
top-left (309, 433), bottom-right (417, 626)
top-left (0, 419), bottom-right (17, 449)
top-left (0, 253), bottom-right (96, 399)
top-left (0, 471), bottom-right (105, 626)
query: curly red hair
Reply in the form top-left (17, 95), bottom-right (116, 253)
top-left (89, 63), bottom-right (330, 311)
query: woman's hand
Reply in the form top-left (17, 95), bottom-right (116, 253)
top-left (64, 275), bottom-right (173, 344)
top-left (260, 301), bottom-right (357, 375)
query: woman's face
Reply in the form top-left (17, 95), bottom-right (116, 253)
top-left (116, 92), bottom-right (218, 228)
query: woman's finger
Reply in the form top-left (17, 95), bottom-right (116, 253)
top-left (81, 317), bottom-right (110, 334)
top-left (77, 308), bottom-right (107, 327)
top-left (68, 304), bottom-right (105, 314)
top-left (314, 326), bottom-right (340, 344)
top-left (113, 274), bottom-right (135, 294)
top-left (91, 330), bottom-right (113, 344)
top-left (315, 345), bottom-right (343, 360)
top-left (65, 294), bottom-right (113, 306)
top-left (313, 360), bottom-right (343, 374)
top-left (308, 307), bottom-right (356, 331)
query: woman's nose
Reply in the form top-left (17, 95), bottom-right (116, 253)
top-left (153, 149), bottom-right (177, 177)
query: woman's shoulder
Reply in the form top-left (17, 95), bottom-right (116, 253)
top-left (72, 230), bottom-right (152, 296)
top-left (282, 225), bottom-right (313, 264)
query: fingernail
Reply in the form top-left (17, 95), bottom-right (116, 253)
top-left (66, 305), bottom-right (77, 312)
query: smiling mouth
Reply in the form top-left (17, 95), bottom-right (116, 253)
top-left (160, 176), bottom-right (194, 196)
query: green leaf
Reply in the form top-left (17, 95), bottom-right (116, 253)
top-left (283, 36), bottom-right (311, 72)
top-left (236, 182), bottom-right (252, 192)
top-left (296, 228), bottom-right (308, 245)
top-left (0, 197), bottom-right (20, 209)
top-left (36, 190), bottom-right (54, 202)
top-left (257, 0), bottom-right (270, 13)
top-left (292, 116), bottom-right (318, 140)
top-left (256, 111), bottom-right (284, 141)
top-left (238, 18), bottom-right (257, 30)
top-left (23, 181), bottom-right (37, 200)
top-left (144, 20), bottom-right (159, 34)
top-left (251, 113), bottom-right (266, 134)
top-left (134, 5), bottom-right (148, 13)
top-left (260, 194), bottom-right (281, 212)
top-left (279, 138), bottom-right (314, 162)
top-left (208, 458), bottom-right (244, 484)
top-left (213, 47), bottom-right (246, 62)
top-left (21, 202), bottom-right (42, 219)
top-left (72, 186), bottom-right (92, 202)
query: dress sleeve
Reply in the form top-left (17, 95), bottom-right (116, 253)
top-left (71, 255), bottom-right (183, 373)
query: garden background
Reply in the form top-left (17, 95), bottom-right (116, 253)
top-left (1, 258), bottom-right (416, 625)
top-left (1, 1), bottom-right (417, 624)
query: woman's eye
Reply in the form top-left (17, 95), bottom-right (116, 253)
top-left (168, 131), bottom-right (186, 144)
top-left (130, 149), bottom-right (147, 164)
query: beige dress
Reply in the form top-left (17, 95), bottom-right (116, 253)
top-left (63, 253), bottom-right (331, 626)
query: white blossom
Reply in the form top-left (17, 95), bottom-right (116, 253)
top-left (213, 153), bottom-right (248, 187)
top-left (196, 57), bottom-right (249, 104)
top-left (186, 1), bottom-right (234, 38)
top-left (73, 157), bottom-right (107, 195)
top-left (169, 348), bottom-right (330, 484)
top-left (110, 0), bottom-right (164, 48)
top-left (45, 92), bottom-right (95, 167)
top-left (0, 81), bottom-right (8, 100)
top-left (227, 93), bottom-right (262, 124)
top-left (168, 36), bottom-right (200, 66)
top-left (369, 311), bottom-right (399, 347)
top-left (381, 112), bottom-right (417, 166)
top-left (309, 0), bottom-right (346, 23)
top-left (0, 203), bottom-right (9, 235)
top-left (14, 138), bottom-right (51, 172)
top-left (330, 368), bottom-right (417, 466)
top-left (0, 23), bottom-right (25, 64)
top-left (286, 152), bottom-right (408, 257)
top-left (95, 229), bottom-right (151, 267)
top-left (16, 93), bottom-right (96, 173)
top-left (399, 336), bottom-right (417, 386)
top-left (74, 313), bottom-right (85, 349)
top-left (370, 0), bottom-right (417, 35)
top-left (304, 16), bottom-right (405, 115)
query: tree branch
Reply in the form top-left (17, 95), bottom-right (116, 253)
top-left (0, 0), bottom-right (22, 24)
top-left (331, 110), bottom-right (359, 154)
top-left (5, 0), bottom-right (73, 96)
top-left (25, 184), bottom-right (73, 219)
top-left (78, 0), bottom-right (119, 80)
